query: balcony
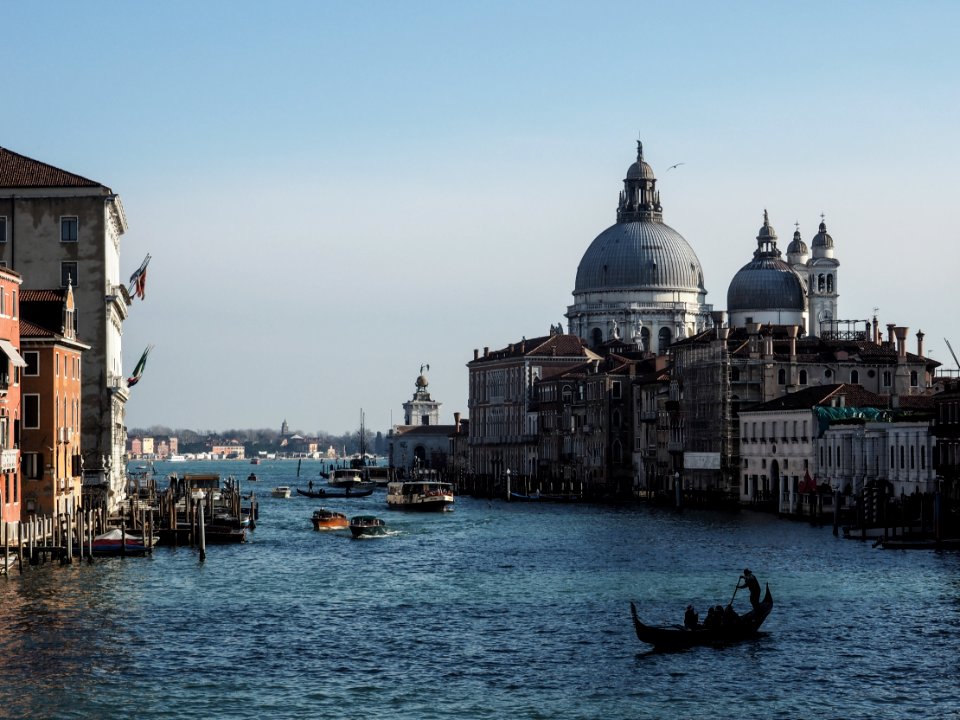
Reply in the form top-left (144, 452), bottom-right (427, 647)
top-left (1, 448), bottom-right (18, 472)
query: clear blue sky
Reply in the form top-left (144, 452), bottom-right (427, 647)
top-left (5, 1), bottom-right (958, 435)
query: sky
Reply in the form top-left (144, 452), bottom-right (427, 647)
top-left (4, 1), bottom-right (959, 436)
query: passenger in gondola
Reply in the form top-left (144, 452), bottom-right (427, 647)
top-left (684, 605), bottom-right (699, 629)
top-left (737, 568), bottom-right (762, 611)
top-left (723, 603), bottom-right (739, 626)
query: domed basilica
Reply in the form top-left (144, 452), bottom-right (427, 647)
top-left (565, 142), bottom-right (713, 352)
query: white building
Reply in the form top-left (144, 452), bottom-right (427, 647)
top-left (566, 142), bottom-right (713, 353)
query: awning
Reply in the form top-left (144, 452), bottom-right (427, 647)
top-left (0, 339), bottom-right (27, 367)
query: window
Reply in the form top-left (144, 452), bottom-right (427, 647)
top-left (851, 370), bottom-right (859, 384)
top-left (910, 371), bottom-right (918, 387)
top-left (60, 216), bottom-right (78, 243)
top-left (23, 452), bottom-right (42, 480)
top-left (23, 394), bottom-right (40, 429)
top-left (799, 370), bottom-right (808, 385)
top-left (420, 414), bottom-right (429, 426)
top-left (777, 369), bottom-right (786, 385)
top-left (640, 327), bottom-right (650, 352)
top-left (61, 262), bottom-right (78, 287)
top-left (23, 352), bottom-right (38, 376)
top-left (0, 216), bottom-right (6, 243)
top-left (731, 368), bottom-right (740, 382)
top-left (882, 371), bottom-right (892, 388)
top-left (658, 327), bottom-right (672, 355)
top-left (612, 381), bottom-right (622, 400)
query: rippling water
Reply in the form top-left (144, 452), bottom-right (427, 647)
top-left (2, 459), bottom-right (959, 719)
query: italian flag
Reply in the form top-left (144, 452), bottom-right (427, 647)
top-left (127, 345), bottom-right (154, 387)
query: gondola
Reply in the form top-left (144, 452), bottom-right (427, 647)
top-left (295, 486), bottom-right (374, 499)
top-left (630, 584), bottom-right (773, 651)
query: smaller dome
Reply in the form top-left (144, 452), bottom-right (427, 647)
top-left (787, 228), bottom-right (808, 256)
top-left (811, 220), bottom-right (833, 249)
top-left (757, 209), bottom-right (777, 242)
top-left (727, 258), bottom-right (806, 312)
top-left (626, 160), bottom-right (655, 180)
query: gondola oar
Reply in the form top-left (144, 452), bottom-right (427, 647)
top-left (727, 584), bottom-right (740, 608)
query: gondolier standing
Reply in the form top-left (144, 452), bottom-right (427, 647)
top-left (737, 569), bottom-right (762, 611)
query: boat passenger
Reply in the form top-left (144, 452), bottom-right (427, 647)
top-left (723, 604), bottom-right (739, 626)
top-left (683, 605), bottom-right (699, 629)
top-left (737, 569), bottom-right (762, 611)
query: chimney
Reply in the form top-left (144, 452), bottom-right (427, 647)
top-left (894, 326), bottom-right (908, 361)
top-left (886, 324), bottom-right (896, 349)
top-left (711, 310), bottom-right (727, 328)
top-left (454, 412), bottom-right (461, 433)
top-left (718, 326), bottom-right (730, 341)
top-left (474, 349), bottom-right (479, 361)
top-left (916, 330), bottom-right (925, 358)
top-left (484, 346), bottom-right (489, 357)
top-left (788, 325), bottom-right (799, 359)
top-left (873, 315), bottom-right (880, 345)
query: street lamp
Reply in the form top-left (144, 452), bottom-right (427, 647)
top-left (505, 468), bottom-right (512, 501)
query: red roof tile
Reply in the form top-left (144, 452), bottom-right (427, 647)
top-left (20, 289), bottom-right (66, 303)
top-left (0, 147), bottom-right (103, 188)
top-left (19, 319), bottom-right (55, 338)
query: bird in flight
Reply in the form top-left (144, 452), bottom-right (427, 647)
top-left (667, 162), bottom-right (685, 171)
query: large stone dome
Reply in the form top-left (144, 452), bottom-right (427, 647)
top-left (574, 220), bottom-right (705, 293)
top-left (727, 211), bottom-right (805, 313)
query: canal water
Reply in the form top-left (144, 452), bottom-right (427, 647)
top-left (1, 459), bottom-right (958, 719)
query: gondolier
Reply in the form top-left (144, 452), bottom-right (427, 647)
top-left (737, 569), bottom-right (762, 611)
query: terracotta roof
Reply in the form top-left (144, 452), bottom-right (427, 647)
top-left (392, 425), bottom-right (458, 436)
top-left (472, 334), bottom-right (598, 364)
top-left (746, 384), bottom-right (888, 412)
top-left (20, 289), bottom-right (66, 303)
top-left (19, 319), bottom-right (54, 338)
top-left (0, 147), bottom-right (103, 188)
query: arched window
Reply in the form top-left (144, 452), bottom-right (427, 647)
top-left (900, 445), bottom-right (905, 469)
top-left (818, 274), bottom-right (826, 292)
top-left (612, 440), bottom-right (622, 463)
top-left (827, 274), bottom-right (833, 293)
top-left (591, 327), bottom-right (603, 347)
top-left (612, 409), bottom-right (622, 429)
top-left (561, 385), bottom-right (572, 403)
top-left (640, 327), bottom-right (650, 352)
top-left (799, 369), bottom-right (808, 385)
top-left (851, 370), bottom-right (859, 384)
top-left (910, 446), bottom-right (915, 469)
top-left (657, 327), bottom-right (672, 355)
top-left (890, 446), bottom-right (894, 469)
top-left (910, 371), bottom-right (919, 387)
top-left (778, 368), bottom-right (786, 385)
top-left (921, 446), bottom-right (926, 469)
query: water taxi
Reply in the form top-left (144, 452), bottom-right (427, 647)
top-left (328, 468), bottom-right (368, 489)
top-left (311, 508), bottom-right (349, 531)
top-left (386, 481), bottom-right (455, 511)
top-left (349, 515), bottom-right (387, 538)
top-left (272, 486), bottom-right (292, 498)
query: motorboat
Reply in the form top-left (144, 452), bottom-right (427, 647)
top-left (272, 486), bottom-right (292, 498)
top-left (349, 515), bottom-right (387, 538)
top-left (311, 508), bottom-right (349, 531)
top-left (92, 528), bottom-right (158, 556)
top-left (296, 486), bottom-right (374, 499)
top-left (386, 481), bottom-right (454, 511)
top-left (328, 468), bottom-right (367, 488)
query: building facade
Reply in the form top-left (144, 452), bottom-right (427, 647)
top-left (19, 286), bottom-right (88, 516)
top-left (0, 268), bottom-right (24, 525)
top-left (0, 148), bottom-right (132, 509)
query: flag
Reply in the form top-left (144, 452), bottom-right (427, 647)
top-left (127, 254), bottom-right (152, 300)
top-left (127, 345), bottom-right (154, 387)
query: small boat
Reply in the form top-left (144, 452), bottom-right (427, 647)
top-left (349, 515), bottom-right (387, 538)
top-left (386, 481), bottom-right (454, 511)
top-left (312, 508), bottom-right (349, 531)
top-left (509, 491), bottom-right (540, 501)
top-left (296, 486), bottom-right (374, 498)
top-left (272, 486), bottom-right (292, 498)
top-left (247, 473), bottom-right (258, 483)
top-left (92, 528), bottom-right (158, 556)
top-left (168, 454), bottom-right (186, 463)
top-left (630, 584), bottom-right (774, 651)
top-left (251, 458), bottom-right (261, 465)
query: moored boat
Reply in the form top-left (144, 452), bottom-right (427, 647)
top-left (92, 528), bottom-right (158, 556)
top-left (630, 584), bottom-right (773, 651)
top-left (312, 508), bottom-right (349, 531)
top-left (349, 515), bottom-right (387, 538)
top-left (364, 466), bottom-right (395, 486)
top-left (272, 486), bottom-right (292, 498)
top-left (386, 481), bottom-right (454, 511)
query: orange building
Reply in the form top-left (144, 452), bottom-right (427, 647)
top-left (19, 286), bottom-right (88, 516)
top-left (0, 267), bottom-right (25, 525)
